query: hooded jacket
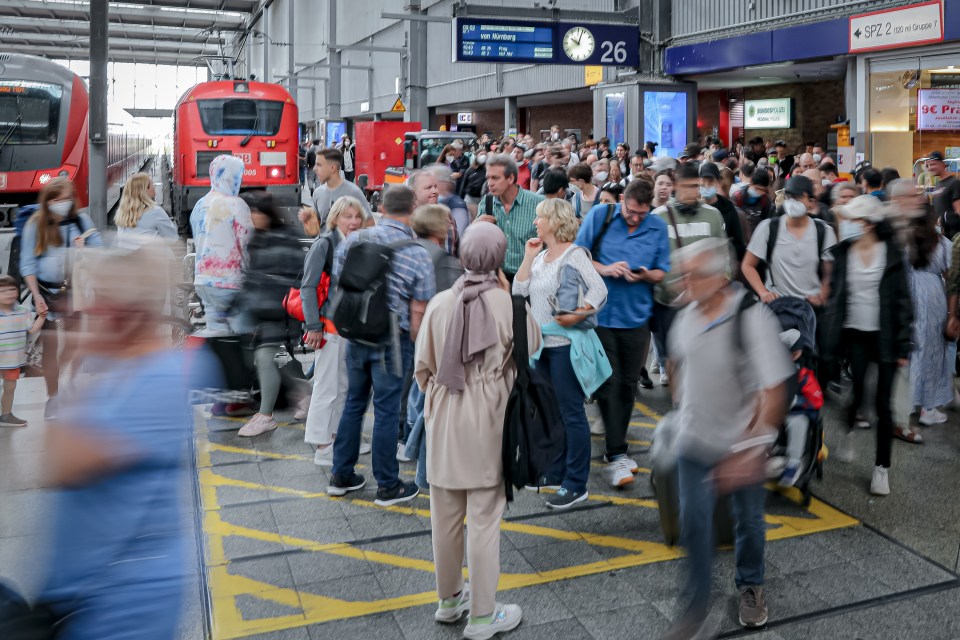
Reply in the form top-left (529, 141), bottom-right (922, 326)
top-left (190, 155), bottom-right (253, 289)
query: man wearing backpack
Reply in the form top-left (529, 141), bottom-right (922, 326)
top-left (326, 185), bottom-right (435, 506)
top-left (740, 175), bottom-right (836, 308)
top-left (575, 177), bottom-right (671, 488)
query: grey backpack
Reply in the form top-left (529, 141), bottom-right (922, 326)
top-left (548, 246), bottom-right (605, 330)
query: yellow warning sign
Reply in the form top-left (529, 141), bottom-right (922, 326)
top-left (391, 96), bottom-right (406, 113)
top-left (584, 65), bottom-right (603, 86)
top-left (394, 136), bottom-right (403, 145)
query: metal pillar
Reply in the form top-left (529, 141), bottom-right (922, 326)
top-left (262, 8), bottom-right (271, 83)
top-left (504, 96), bottom-right (517, 138)
top-left (328, 0), bottom-right (341, 120)
top-left (405, 6), bottom-right (428, 125)
top-left (88, 0), bottom-right (108, 228)
top-left (287, 0), bottom-right (296, 104)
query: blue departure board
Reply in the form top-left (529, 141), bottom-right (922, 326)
top-left (457, 20), bottom-right (555, 62)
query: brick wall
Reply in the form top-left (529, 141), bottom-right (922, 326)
top-left (743, 80), bottom-right (845, 151)
top-left (434, 100), bottom-right (593, 141)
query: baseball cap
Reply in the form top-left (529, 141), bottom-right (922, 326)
top-left (679, 142), bottom-right (700, 159)
top-left (927, 150), bottom-right (945, 162)
top-left (698, 162), bottom-right (721, 180)
top-left (784, 175), bottom-right (815, 198)
top-left (652, 156), bottom-right (677, 172)
top-left (542, 168), bottom-right (569, 194)
top-left (712, 149), bottom-right (730, 162)
top-left (840, 194), bottom-right (885, 222)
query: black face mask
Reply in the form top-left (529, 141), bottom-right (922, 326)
top-left (676, 202), bottom-right (698, 216)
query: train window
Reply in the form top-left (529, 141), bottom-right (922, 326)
top-left (196, 99), bottom-right (284, 136)
top-left (0, 81), bottom-right (62, 145)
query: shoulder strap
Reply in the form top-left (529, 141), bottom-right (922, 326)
top-left (482, 194), bottom-right (494, 218)
top-left (814, 218), bottom-right (826, 254)
top-left (511, 295), bottom-right (529, 387)
top-left (764, 215), bottom-right (781, 289)
top-left (590, 203), bottom-right (617, 256)
top-left (732, 292), bottom-right (758, 357)
top-left (665, 204), bottom-right (684, 249)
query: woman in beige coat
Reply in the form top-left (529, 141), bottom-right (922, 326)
top-left (415, 221), bottom-right (541, 640)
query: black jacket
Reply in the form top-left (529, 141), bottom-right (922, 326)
top-left (820, 238), bottom-right (913, 363)
top-left (710, 195), bottom-right (746, 262)
top-left (240, 225), bottom-right (305, 322)
top-left (460, 165), bottom-right (487, 199)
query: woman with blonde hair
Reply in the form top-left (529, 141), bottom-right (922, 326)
top-left (115, 173), bottom-right (178, 245)
top-left (20, 177), bottom-right (101, 418)
top-left (302, 196), bottom-right (370, 464)
top-left (514, 197), bottom-right (607, 509)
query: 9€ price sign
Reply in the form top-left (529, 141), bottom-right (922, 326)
top-left (918, 89), bottom-right (960, 130)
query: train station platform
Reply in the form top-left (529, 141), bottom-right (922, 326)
top-left (2, 377), bottom-right (959, 640)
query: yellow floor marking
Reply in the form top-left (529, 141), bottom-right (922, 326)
top-left (629, 421), bottom-right (656, 428)
top-left (591, 435), bottom-right (651, 446)
top-left (633, 401), bottom-right (662, 420)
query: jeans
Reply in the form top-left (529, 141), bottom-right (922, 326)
top-left (331, 335), bottom-right (414, 490)
top-left (596, 326), bottom-right (650, 459)
top-left (404, 382), bottom-right (428, 490)
top-left (537, 346), bottom-right (590, 494)
top-left (196, 285), bottom-right (243, 335)
top-left (677, 455), bottom-right (766, 619)
top-left (651, 302), bottom-right (678, 362)
top-left (844, 329), bottom-right (894, 468)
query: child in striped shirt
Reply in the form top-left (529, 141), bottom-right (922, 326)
top-left (0, 275), bottom-right (45, 427)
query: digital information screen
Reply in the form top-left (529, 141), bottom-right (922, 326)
top-left (457, 20), bottom-right (555, 63)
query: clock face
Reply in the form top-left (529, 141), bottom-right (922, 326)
top-left (563, 26), bottom-right (595, 62)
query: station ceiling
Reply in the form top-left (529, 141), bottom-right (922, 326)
top-left (0, 0), bottom-right (257, 67)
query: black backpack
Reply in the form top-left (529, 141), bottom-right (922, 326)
top-left (331, 233), bottom-right (416, 344)
top-left (501, 295), bottom-right (566, 502)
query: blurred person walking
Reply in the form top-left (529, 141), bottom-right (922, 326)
top-left (115, 173), bottom-right (178, 247)
top-left (234, 192), bottom-right (306, 437)
top-left (189, 155), bottom-right (253, 336)
top-left (37, 240), bottom-right (214, 640)
top-left (821, 196), bottom-right (913, 495)
top-left (417, 222), bottom-right (538, 639)
top-left (302, 197), bottom-right (369, 466)
top-left (513, 198), bottom-right (607, 508)
top-left (20, 178), bottom-right (102, 419)
top-left (661, 238), bottom-right (791, 640)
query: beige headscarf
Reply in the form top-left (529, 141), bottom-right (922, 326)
top-left (435, 222), bottom-right (507, 393)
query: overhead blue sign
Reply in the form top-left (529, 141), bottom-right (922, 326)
top-left (453, 18), bottom-right (640, 67)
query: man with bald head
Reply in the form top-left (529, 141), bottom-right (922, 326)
top-left (794, 153), bottom-right (817, 176)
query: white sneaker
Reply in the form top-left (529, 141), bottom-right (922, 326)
top-left (397, 442), bottom-right (412, 462)
top-left (463, 603), bottom-right (522, 640)
top-left (649, 361), bottom-right (661, 375)
top-left (835, 430), bottom-right (855, 463)
top-left (237, 413), bottom-right (278, 437)
top-left (607, 455), bottom-right (636, 487)
top-left (660, 372), bottom-right (670, 386)
top-left (870, 465), bottom-right (890, 496)
top-left (602, 454), bottom-right (639, 473)
top-left (359, 436), bottom-right (372, 455)
top-left (434, 583), bottom-right (470, 623)
top-left (919, 408), bottom-right (948, 426)
top-left (313, 443), bottom-right (334, 467)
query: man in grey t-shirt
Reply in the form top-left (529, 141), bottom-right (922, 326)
top-left (308, 148), bottom-right (372, 228)
top-left (664, 238), bottom-right (792, 638)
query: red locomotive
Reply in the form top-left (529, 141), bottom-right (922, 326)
top-left (0, 53), bottom-right (149, 224)
top-left (171, 80), bottom-right (300, 232)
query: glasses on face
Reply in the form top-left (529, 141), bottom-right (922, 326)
top-left (622, 204), bottom-right (648, 218)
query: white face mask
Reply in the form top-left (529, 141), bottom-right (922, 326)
top-left (783, 198), bottom-right (807, 218)
top-left (477, 154), bottom-right (487, 165)
top-left (699, 186), bottom-right (717, 200)
top-left (839, 219), bottom-right (864, 241)
top-left (48, 201), bottom-right (72, 217)
top-left (594, 171), bottom-right (609, 183)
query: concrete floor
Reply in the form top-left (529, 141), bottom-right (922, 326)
top-left (3, 375), bottom-right (960, 640)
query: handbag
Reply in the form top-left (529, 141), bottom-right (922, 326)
top-left (283, 272), bottom-right (330, 322)
top-left (548, 246), bottom-right (605, 330)
top-left (37, 279), bottom-right (69, 315)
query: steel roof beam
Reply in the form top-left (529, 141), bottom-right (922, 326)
top-left (0, 15), bottom-right (225, 42)
top-left (0, 1), bottom-right (247, 29)
top-left (18, 46), bottom-right (204, 66)
top-left (0, 35), bottom-right (217, 55)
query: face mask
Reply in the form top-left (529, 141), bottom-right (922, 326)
top-left (477, 155), bottom-right (487, 165)
top-left (822, 179), bottom-right (832, 187)
top-left (783, 199), bottom-right (807, 218)
top-left (699, 186), bottom-right (717, 200)
top-left (839, 219), bottom-right (864, 242)
top-left (594, 171), bottom-right (608, 183)
top-left (48, 201), bottom-right (71, 217)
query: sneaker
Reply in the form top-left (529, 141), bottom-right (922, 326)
top-left (238, 413), bottom-right (278, 437)
top-left (738, 586), bottom-right (768, 628)
top-left (463, 603), bottom-right (522, 640)
top-left (434, 583), bottom-right (471, 623)
top-left (870, 465), bottom-right (890, 496)
top-left (293, 396), bottom-right (310, 421)
top-left (605, 455), bottom-right (637, 487)
top-left (43, 396), bottom-right (58, 421)
top-left (835, 430), bottom-right (855, 463)
top-left (313, 443), bottom-right (334, 467)
top-left (396, 441), bottom-right (412, 462)
top-left (919, 408), bottom-right (948, 426)
top-left (326, 472), bottom-right (366, 496)
top-left (602, 454), bottom-right (639, 473)
top-left (639, 369), bottom-right (655, 390)
top-left (660, 372), bottom-right (670, 386)
top-left (522, 478), bottom-right (562, 492)
top-left (375, 480), bottom-right (420, 507)
top-left (225, 401), bottom-right (257, 417)
top-left (0, 413), bottom-right (27, 428)
top-left (545, 488), bottom-right (588, 510)
top-left (778, 461), bottom-right (801, 488)
top-left (649, 360), bottom-right (661, 376)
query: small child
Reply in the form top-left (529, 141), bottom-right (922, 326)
top-left (779, 328), bottom-right (823, 487)
top-left (0, 275), bottom-right (46, 427)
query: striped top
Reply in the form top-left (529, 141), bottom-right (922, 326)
top-left (0, 305), bottom-right (32, 369)
top-left (480, 187), bottom-right (545, 274)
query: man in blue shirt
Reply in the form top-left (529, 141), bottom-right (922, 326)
top-left (575, 177), bottom-right (670, 487)
top-left (327, 185), bottom-right (435, 507)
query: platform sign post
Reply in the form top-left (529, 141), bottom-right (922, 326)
top-left (88, 0), bottom-right (109, 228)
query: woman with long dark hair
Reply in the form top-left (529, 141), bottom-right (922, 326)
top-left (904, 210), bottom-right (953, 426)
